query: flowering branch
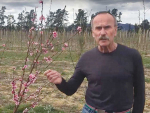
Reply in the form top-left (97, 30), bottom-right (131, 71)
top-left (11, 1), bottom-right (82, 112)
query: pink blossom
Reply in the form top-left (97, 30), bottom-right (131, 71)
top-left (35, 71), bottom-right (40, 75)
top-left (24, 88), bottom-right (29, 93)
top-left (36, 87), bottom-right (42, 93)
top-left (31, 27), bottom-right (34, 30)
top-left (29, 27), bottom-right (34, 32)
top-left (24, 65), bottom-right (27, 68)
top-left (30, 52), bottom-right (33, 56)
top-left (11, 80), bottom-right (17, 93)
top-left (2, 44), bottom-right (5, 47)
top-left (26, 58), bottom-right (29, 61)
top-left (11, 81), bottom-right (16, 86)
top-left (34, 42), bottom-right (39, 45)
top-left (31, 18), bottom-right (34, 22)
top-left (44, 57), bottom-right (52, 63)
top-left (41, 43), bottom-right (44, 47)
top-left (28, 94), bottom-right (36, 99)
top-left (39, 0), bottom-right (43, 4)
top-left (28, 35), bottom-right (31, 38)
top-left (31, 18), bottom-right (35, 22)
top-left (46, 39), bottom-right (49, 43)
top-left (12, 90), bottom-right (15, 94)
top-left (29, 74), bottom-right (36, 80)
top-left (13, 86), bottom-right (17, 90)
top-left (34, 60), bottom-right (39, 64)
top-left (39, 15), bottom-right (45, 21)
top-left (62, 47), bottom-right (65, 51)
top-left (13, 67), bottom-right (16, 70)
top-left (14, 94), bottom-right (19, 99)
top-left (46, 42), bottom-right (50, 45)
top-left (51, 46), bottom-right (54, 51)
top-left (12, 88), bottom-right (16, 93)
top-left (36, 49), bottom-right (40, 53)
top-left (24, 82), bottom-right (28, 87)
top-left (15, 101), bottom-right (19, 105)
top-left (77, 26), bottom-right (82, 33)
top-left (19, 91), bottom-right (23, 96)
top-left (23, 108), bottom-right (28, 113)
top-left (31, 102), bottom-right (38, 108)
top-left (13, 94), bottom-right (19, 105)
top-left (50, 43), bottom-right (53, 47)
top-left (29, 74), bottom-right (37, 83)
top-left (64, 43), bottom-right (68, 47)
top-left (53, 31), bottom-right (58, 38)
top-left (22, 65), bottom-right (28, 70)
top-left (39, 30), bottom-right (43, 35)
top-left (42, 48), bottom-right (48, 54)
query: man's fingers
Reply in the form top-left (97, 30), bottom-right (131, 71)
top-left (46, 71), bottom-right (57, 77)
top-left (47, 73), bottom-right (59, 78)
top-left (44, 69), bottom-right (51, 75)
top-left (44, 70), bottom-right (62, 84)
top-left (47, 72), bottom-right (59, 80)
top-left (49, 76), bottom-right (59, 83)
top-left (48, 74), bottom-right (60, 83)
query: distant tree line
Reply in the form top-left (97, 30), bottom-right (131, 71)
top-left (0, 6), bottom-right (149, 33)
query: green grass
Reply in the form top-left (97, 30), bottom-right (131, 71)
top-left (0, 104), bottom-right (64, 113)
top-left (53, 51), bottom-right (79, 62)
top-left (145, 78), bottom-right (150, 83)
top-left (142, 56), bottom-right (150, 69)
top-left (0, 50), bottom-right (80, 66)
top-left (0, 51), bottom-right (26, 60)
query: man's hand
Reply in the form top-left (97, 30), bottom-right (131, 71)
top-left (44, 69), bottom-right (62, 84)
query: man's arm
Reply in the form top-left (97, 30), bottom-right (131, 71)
top-left (132, 51), bottom-right (145, 113)
top-left (56, 67), bottom-right (85, 96)
top-left (44, 67), bottom-right (85, 96)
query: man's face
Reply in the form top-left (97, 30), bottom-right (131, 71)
top-left (92, 13), bottom-right (117, 47)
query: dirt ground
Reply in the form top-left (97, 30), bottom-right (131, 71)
top-left (0, 66), bottom-right (150, 113)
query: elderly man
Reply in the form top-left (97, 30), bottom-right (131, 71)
top-left (44, 11), bottom-right (145, 113)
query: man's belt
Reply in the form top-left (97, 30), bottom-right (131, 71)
top-left (85, 103), bottom-right (131, 113)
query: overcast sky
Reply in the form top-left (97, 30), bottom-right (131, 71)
top-left (1, 0), bottom-right (150, 25)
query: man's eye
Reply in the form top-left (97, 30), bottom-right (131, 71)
top-left (96, 27), bottom-right (102, 30)
top-left (105, 26), bottom-right (110, 29)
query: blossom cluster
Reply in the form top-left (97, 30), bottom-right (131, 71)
top-left (11, 72), bottom-right (39, 106)
top-left (11, 80), bottom-right (19, 105)
top-left (10, 1), bottom-right (82, 111)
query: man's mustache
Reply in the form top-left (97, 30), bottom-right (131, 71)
top-left (99, 36), bottom-right (109, 40)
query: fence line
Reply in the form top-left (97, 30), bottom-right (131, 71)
top-left (0, 30), bottom-right (150, 55)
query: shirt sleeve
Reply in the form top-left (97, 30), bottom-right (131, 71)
top-left (56, 66), bottom-right (85, 96)
top-left (132, 50), bottom-right (145, 113)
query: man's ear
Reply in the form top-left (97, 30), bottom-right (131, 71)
top-left (114, 26), bottom-right (118, 37)
top-left (92, 30), bottom-right (95, 38)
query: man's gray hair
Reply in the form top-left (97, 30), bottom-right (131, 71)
top-left (91, 11), bottom-right (118, 29)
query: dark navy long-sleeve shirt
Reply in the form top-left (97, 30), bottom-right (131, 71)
top-left (56, 44), bottom-right (145, 113)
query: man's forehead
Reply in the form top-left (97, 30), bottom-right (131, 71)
top-left (93, 13), bottom-right (115, 25)
top-left (93, 13), bottom-right (114, 21)
top-left (94, 12), bottom-right (114, 18)
top-left (94, 24), bottom-right (111, 27)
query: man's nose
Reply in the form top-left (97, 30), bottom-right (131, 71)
top-left (100, 28), bottom-right (106, 36)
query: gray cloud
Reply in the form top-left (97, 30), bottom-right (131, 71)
top-left (1, 0), bottom-right (150, 12)
top-left (90, 0), bottom-right (150, 5)
top-left (0, 0), bottom-right (150, 24)
top-left (2, 2), bottom-right (37, 8)
top-left (86, 0), bottom-right (150, 16)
